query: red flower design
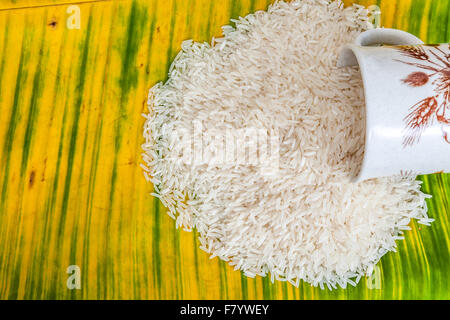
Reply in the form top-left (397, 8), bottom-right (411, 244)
top-left (402, 72), bottom-right (429, 87)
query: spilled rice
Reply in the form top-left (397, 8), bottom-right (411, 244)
top-left (141, 0), bottom-right (432, 289)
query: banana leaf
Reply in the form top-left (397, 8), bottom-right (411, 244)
top-left (0, 0), bottom-right (448, 299)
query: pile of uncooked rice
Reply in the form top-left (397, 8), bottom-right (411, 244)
top-left (142, 0), bottom-right (432, 289)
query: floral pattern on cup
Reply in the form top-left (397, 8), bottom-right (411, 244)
top-left (394, 44), bottom-right (450, 147)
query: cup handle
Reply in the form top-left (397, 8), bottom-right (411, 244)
top-left (338, 28), bottom-right (424, 67)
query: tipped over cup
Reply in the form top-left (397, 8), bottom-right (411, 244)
top-left (338, 28), bottom-right (450, 182)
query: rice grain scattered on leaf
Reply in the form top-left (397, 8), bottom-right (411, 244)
top-left (142, 0), bottom-right (432, 289)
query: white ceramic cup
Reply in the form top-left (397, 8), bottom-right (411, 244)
top-left (338, 28), bottom-right (450, 182)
